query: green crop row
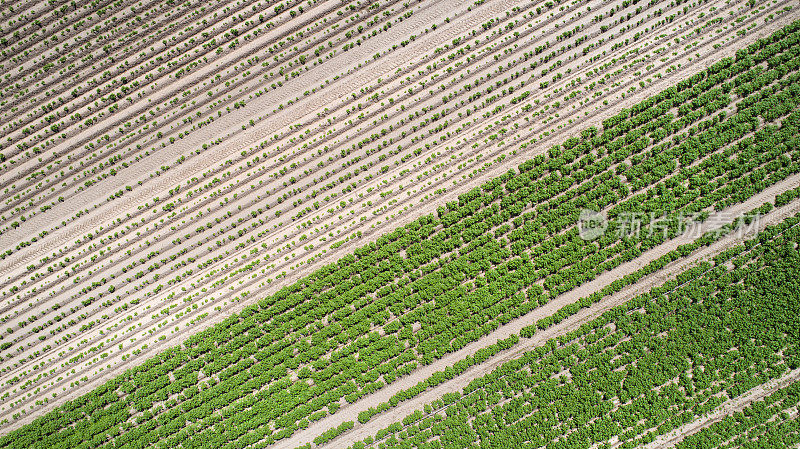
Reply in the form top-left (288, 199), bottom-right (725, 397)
top-left (349, 212), bottom-right (800, 449)
top-left (344, 198), bottom-right (775, 435)
top-left (676, 381), bottom-right (800, 449)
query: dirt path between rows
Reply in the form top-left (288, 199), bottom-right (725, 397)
top-left (286, 178), bottom-right (800, 449)
top-left (641, 368), bottom-right (800, 449)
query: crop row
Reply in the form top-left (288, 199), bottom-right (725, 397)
top-left (0, 0), bottom-right (568, 240)
top-left (302, 197), bottom-right (779, 446)
top-left (675, 382), bottom-right (800, 449)
top-left (3, 0), bottom-right (764, 298)
top-left (341, 211), bottom-right (800, 449)
top-left (1, 0), bottom-right (724, 242)
top-left (0, 0), bottom-right (421, 228)
top-left (0, 18), bottom-right (798, 446)
top-left (0, 0), bottom-right (671, 266)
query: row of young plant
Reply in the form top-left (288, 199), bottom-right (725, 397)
top-left (0, 0), bottom-right (682, 283)
top-left (4, 0), bottom-right (727, 252)
top-left (1, 19), bottom-right (798, 446)
top-left (0, 0), bottom-right (778, 281)
top-left (0, 0), bottom-right (756, 328)
top-left (342, 211), bottom-right (800, 449)
top-left (0, 0), bottom-right (603, 241)
top-left (0, 0), bottom-right (752, 374)
top-left (0, 0), bottom-right (422, 229)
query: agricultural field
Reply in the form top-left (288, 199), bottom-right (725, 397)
top-left (0, 0), bottom-right (799, 446)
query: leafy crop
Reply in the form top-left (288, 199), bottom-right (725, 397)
top-left (348, 214), bottom-right (800, 449)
